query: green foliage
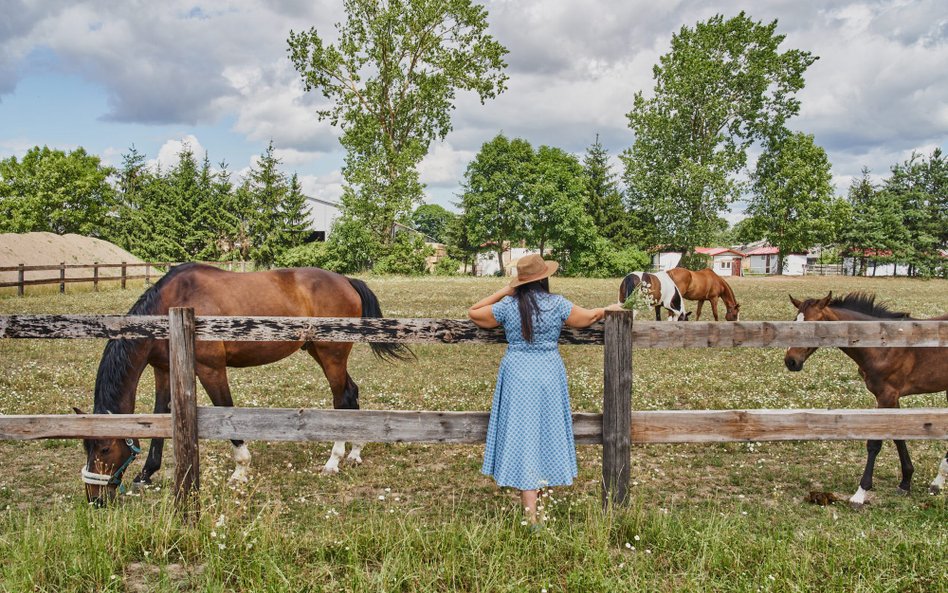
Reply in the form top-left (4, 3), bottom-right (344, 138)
top-left (745, 131), bottom-right (836, 271)
top-left (0, 146), bottom-right (115, 236)
top-left (433, 255), bottom-right (462, 275)
top-left (582, 135), bottom-right (628, 245)
top-left (373, 232), bottom-right (434, 275)
top-left (410, 203), bottom-right (454, 243)
top-left (275, 241), bottom-right (331, 268)
top-left (622, 12), bottom-right (816, 254)
top-left (321, 215), bottom-right (384, 273)
top-left (677, 250), bottom-right (712, 271)
top-left (459, 134), bottom-right (534, 275)
top-left (527, 145), bottom-right (595, 260)
top-left (562, 237), bottom-right (649, 278)
top-left (288, 0), bottom-right (508, 247)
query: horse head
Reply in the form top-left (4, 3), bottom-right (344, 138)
top-left (725, 302), bottom-right (741, 321)
top-left (75, 408), bottom-right (141, 505)
top-left (784, 292), bottom-right (832, 371)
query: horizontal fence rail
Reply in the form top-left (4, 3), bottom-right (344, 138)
top-left (1, 408), bottom-right (945, 443)
top-left (2, 315), bottom-right (948, 348)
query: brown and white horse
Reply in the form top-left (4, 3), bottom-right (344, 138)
top-left (785, 292), bottom-right (948, 507)
top-left (80, 263), bottom-right (412, 505)
top-left (666, 267), bottom-right (740, 321)
top-left (618, 271), bottom-right (690, 321)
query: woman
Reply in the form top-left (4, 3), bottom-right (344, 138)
top-left (468, 254), bottom-right (621, 524)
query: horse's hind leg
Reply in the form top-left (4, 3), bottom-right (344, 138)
top-left (305, 342), bottom-right (362, 474)
top-left (133, 367), bottom-right (170, 488)
top-left (929, 450), bottom-right (948, 495)
top-left (196, 363), bottom-right (251, 483)
top-left (894, 440), bottom-right (914, 494)
top-left (709, 297), bottom-right (720, 321)
top-left (851, 439), bottom-right (883, 508)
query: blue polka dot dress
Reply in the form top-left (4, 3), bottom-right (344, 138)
top-left (482, 293), bottom-right (577, 491)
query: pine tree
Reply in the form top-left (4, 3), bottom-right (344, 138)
top-left (247, 141), bottom-right (288, 267)
top-left (281, 173), bottom-right (310, 251)
top-left (582, 134), bottom-right (628, 245)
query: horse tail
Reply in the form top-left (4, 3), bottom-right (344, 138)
top-left (347, 278), bottom-right (415, 362)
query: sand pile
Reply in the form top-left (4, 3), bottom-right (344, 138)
top-left (0, 232), bottom-right (145, 283)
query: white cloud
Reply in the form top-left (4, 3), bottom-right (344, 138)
top-left (152, 134), bottom-right (205, 171)
top-left (418, 142), bottom-right (476, 187)
top-left (298, 170), bottom-right (344, 204)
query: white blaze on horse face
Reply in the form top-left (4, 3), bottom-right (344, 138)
top-left (229, 443), bottom-right (251, 483)
top-left (795, 312), bottom-right (805, 322)
top-left (322, 441), bottom-right (346, 474)
top-left (849, 486), bottom-right (869, 506)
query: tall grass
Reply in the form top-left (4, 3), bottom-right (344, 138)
top-left (0, 275), bottom-right (946, 591)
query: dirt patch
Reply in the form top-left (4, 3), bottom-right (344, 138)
top-left (0, 232), bottom-right (144, 283)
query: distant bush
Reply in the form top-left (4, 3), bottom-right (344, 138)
top-left (372, 233), bottom-right (434, 276)
top-left (433, 256), bottom-right (462, 276)
top-left (275, 242), bottom-right (330, 268)
top-left (563, 238), bottom-right (650, 277)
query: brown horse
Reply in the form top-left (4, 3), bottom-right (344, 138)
top-left (666, 267), bottom-right (740, 321)
top-left (785, 292), bottom-right (948, 507)
top-left (80, 263), bottom-right (411, 505)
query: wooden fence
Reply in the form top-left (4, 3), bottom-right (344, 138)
top-left (0, 261), bottom-right (251, 296)
top-left (1, 312), bottom-right (947, 515)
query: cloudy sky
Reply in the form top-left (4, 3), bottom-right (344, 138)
top-left (1, 0), bottom-right (946, 221)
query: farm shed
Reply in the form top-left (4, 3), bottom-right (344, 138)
top-left (744, 246), bottom-right (808, 276)
top-left (303, 196), bottom-right (341, 241)
top-left (694, 247), bottom-right (745, 277)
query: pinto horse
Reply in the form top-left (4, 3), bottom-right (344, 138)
top-left (666, 267), bottom-right (740, 321)
top-left (785, 292), bottom-right (948, 507)
top-left (617, 271), bottom-right (690, 321)
top-left (79, 263), bottom-right (412, 504)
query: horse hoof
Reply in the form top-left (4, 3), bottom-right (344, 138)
top-left (130, 480), bottom-right (148, 493)
top-left (930, 485), bottom-right (941, 496)
top-left (346, 454), bottom-right (363, 465)
top-left (848, 501), bottom-right (866, 511)
top-left (321, 465), bottom-right (339, 476)
top-left (895, 486), bottom-right (911, 497)
top-left (228, 471), bottom-right (250, 484)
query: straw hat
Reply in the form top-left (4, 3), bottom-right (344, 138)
top-left (509, 254), bottom-right (558, 288)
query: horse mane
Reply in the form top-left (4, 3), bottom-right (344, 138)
top-left (829, 292), bottom-right (913, 320)
top-left (92, 264), bottom-right (197, 415)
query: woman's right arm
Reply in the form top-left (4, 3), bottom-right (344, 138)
top-left (565, 303), bottom-right (625, 328)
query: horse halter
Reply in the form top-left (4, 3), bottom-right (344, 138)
top-left (81, 438), bottom-right (141, 493)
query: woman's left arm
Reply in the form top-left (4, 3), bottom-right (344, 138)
top-left (468, 286), bottom-right (514, 329)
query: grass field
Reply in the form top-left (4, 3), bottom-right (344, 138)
top-left (0, 274), bottom-right (946, 592)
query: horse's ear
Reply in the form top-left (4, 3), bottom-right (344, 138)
top-left (817, 292), bottom-right (833, 308)
top-left (789, 295), bottom-right (802, 309)
top-left (72, 407), bottom-right (86, 415)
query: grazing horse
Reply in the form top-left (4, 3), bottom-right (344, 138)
top-left (617, 271), bottom-right (690, 321)
top-left (784, 292), bottom-right (948, 507)
top-left (666, 267), bottom-right (740, 321)
top-left (80, 263), bottom-right (412, 505)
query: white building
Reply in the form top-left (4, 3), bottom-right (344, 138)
top-left (745, 246), bottom-right (807, 275)
top-left (650, 247), bottom-right (744, 276)
top-left (475, 245), bottom-right (545, 276)
top-left (304, 197), bottom-right (342, 241)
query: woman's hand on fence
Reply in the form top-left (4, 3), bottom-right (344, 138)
top-left (605, 303), bottom-right (625, 312)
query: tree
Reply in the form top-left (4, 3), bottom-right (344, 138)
top-left (459, 134), bottom-right (533, 275)
top-left (839, 170), bottom-right (908, 276)
top-left (0, 146), bottom-right (115, 236)
top-left (622, 12), bottom-right (817, 256)
top-left (288, 0), bottom-right (508, 250)
top-left (411, 203), bottom-right (454, 242)
top-left (582, 134), bottom-right (627, 245)
top-left (246, 141), bottom-right (288, 268)
top-left (745, 132), bottom-right (835, 273)
top-left (525, 145), bottom-right (594, 259)
top-left (281, 173), bottom-right (310, 251)
top-left (883, 149), bottom-right (947, 276)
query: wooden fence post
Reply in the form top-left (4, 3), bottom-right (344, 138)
top-left (169, 307), bottom-right (200, 518)
top-left (120, 262), bottom-right (127, 289)
top-left (93, 262), bottom-right (99, 292)
top-left (17, 264), bottom-right (24, 297)
top-left (602, 309), bottom-right (633, 509)
top-left (59, 262), bottom-right (65, 294)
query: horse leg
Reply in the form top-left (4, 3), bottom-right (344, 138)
top-left (654, 306), bottom-right (662, 321)
top-left (133, 367), bottom-right (170, 488)
top-left (709, 297), bottom-right (720, 321)
top-left (695, 300), bottom-right (704, 321)
top-left (930, 450), bottom-right (948, 495)
top-left (196, 363), bottom-right (250, 483)
top-left (850, 439), bottom-right (883, 508)
top-left (894, 440), bottom-right (914, 494)
top-left (305, 342), bottom-right (361, 474)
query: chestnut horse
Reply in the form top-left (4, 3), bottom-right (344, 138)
top-left (618, 271), bottom-right (689, 321)
top-left (666, 267), bottom-right (740, 321)
top-left (785, 292), bottom-right (948, 508)
top-left (80, 263), bottom-right (412, 505)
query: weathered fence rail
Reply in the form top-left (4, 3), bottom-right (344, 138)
top-left (0, 261), bottom-right (251, 295)
top-left (1, 311), bottom-right (947, 514)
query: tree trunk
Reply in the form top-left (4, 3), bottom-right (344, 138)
top-left (777, 253), bottom-right (785, 275)
top-left (496, 246), bottom-right (505, 276)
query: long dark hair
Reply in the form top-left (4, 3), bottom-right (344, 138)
top-left (514, 278), bottom-right (550, 342)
